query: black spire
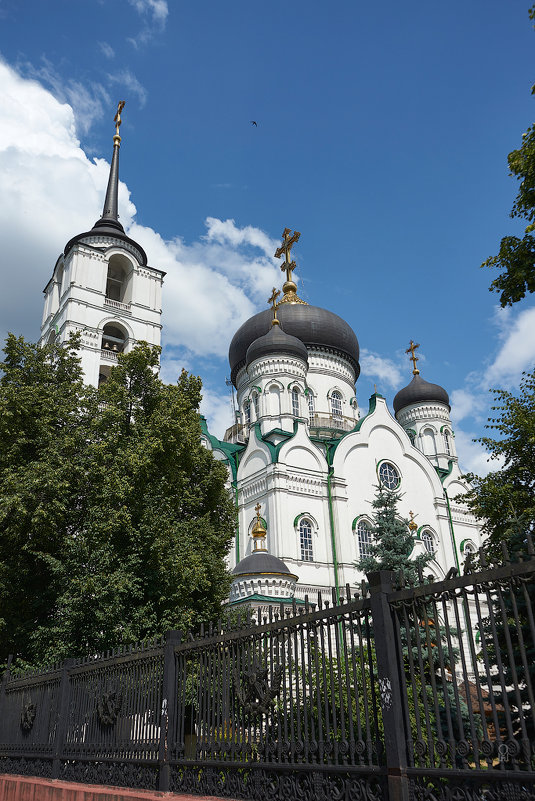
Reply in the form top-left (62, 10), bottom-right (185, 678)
top-left (92, 101), bottom-right (125, 234)
top-left (63, 101), bottom-right (149, 266)
top-left (92, 137), bottom-right (124, 233)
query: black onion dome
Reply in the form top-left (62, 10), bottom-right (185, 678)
top-left (393, 374), bottom-right (450, 415)
top-left (232, 551), bottom-right (296, 578)
top-left (230, 304), bottom-right (360, 386)
top-left (246, 322), bottom-right (308, 368)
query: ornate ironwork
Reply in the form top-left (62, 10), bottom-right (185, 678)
top-left (0, 545), bottom-right (534, 799)
top-left (20, 701), bottom-right (36, 732)
top-left (233, 659), bottom-right (283, 716)
top-left (96, 689), bottom-right (122, 727)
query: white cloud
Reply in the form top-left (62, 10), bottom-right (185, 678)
top-left (200, 388), bottom-right (234, 440)
top-left (18, 57), bottom-right (110, 135)
top-left (98, 42), bottom-right (115, 60)
top-left (449, 388), bottom-right (487, 424)
top-left (453, 428), bottom-right (500, 477)
top-left (127, 0), bottom-right (168, 47)
top-left (129, 0), bottom-right (168, 25)
top-left (484, 305), bottom-right (535, 387)
top-left (130, 221), bottom-right (280, 358)
top-left (106, 70), bottom-right (147, 108)
top-left (0, 58), bottom-right (279, 374)
top-left (360, 349), bottom-right (403, 389)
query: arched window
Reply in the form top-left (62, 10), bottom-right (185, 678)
top-left (101, 323), bottom-right (127, 354)
top-left (357, 520), bottom-right (373, 558)
top-left (308, 393), bottom-right (315, 425)
top-left (57, 265), bottom-right (65, 299)
top-left (244, 401), bottom-right (251, 425)
top-left (99, 365), bottom-right (112, 386)
top-left (421, 529), bottom-right (435, 554)
top-left (292, 387), bottom-right (300, 417)
top-left (444, 430), bottom-right (452, 456)
top-left (299, 518), bottom-right (314, 561)
top-left (253, 392), bottom-right (260, 419)
top-left (463, 541), bottom-right (476, 560)
top-left (422, 428), bottom-right (436, 456)
top-left (407, 430), bottom-right (416, 446)
top-left (105, 255), bottom-right (132, 304)
top-left (268, 384), bottom-right (281, 417)
top-left (378, 461), bottom-right (400, 490)
top-left (330, 390), bottom-right (342, 419)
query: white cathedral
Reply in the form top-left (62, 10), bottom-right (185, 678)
top-left (39, 109), bottom-right (483, 609)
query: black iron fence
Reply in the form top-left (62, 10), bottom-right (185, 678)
top-left (1, 545), bottom-right (535, 801)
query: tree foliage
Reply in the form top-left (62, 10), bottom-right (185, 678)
top-left (482, 7), bottom-right (535, 306)
top-left (0, 335), bottom-right (235, 668)
top-left (355, 483), bottom-right (430, 583)
top-left (461, 369), bottom-right (535, 746)
top-left (462, 368), bottom-right (535, 559)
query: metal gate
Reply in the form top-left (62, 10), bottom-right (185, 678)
top-left (1, 546), bottom-right (534, 801)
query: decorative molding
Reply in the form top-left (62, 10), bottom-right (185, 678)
top-left (287, 473), bottom-right (324, 496)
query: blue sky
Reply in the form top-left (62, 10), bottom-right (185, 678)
top-left (0, 0), bottom-right (534, 473)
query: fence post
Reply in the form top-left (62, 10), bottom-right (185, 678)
top-left (367, 571), bottom-right (409, 801)
top-left (0, 655), bottom-right (13, 744)
top-left (158, 630), bottom-right (181, 792)
top-left (52, 658), bottom-right (75, 780)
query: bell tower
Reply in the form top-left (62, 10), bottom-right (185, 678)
top-left (39, 102), bottom-right (165, 386)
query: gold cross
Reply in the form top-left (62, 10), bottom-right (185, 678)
top-left (408, 510), bottom-right (418, 531)
top-left (114, 100), bottom-right (126, 137)
top-left (275, 228), bottom-right (301, 283)
top-left (406, 340), bottom-right (420, 375)
top-left (268, 287), bottom-right (280, 324)
top-left (255, 503), bottom-right (262, 521)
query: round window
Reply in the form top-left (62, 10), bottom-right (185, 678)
top-left (378, 461), bottom-right (400, 490)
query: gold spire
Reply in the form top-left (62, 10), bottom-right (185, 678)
top-left (251, 503), bottom-right (267, 551)
top-left (275, 228), bottom-right (307, 305)
top-left (268, 287), bottom-right (280, 326)
top-left (113, 100), bottom-right (126, 145)
top-left (406, 340), bottom-right (420, 375)
top-left (408, 510), bottom-right (418, 532)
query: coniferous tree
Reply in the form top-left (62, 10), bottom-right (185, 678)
top-left (356, 483), bottom-right (473, 750)
top-left (356, 482), bottom-right (430, 582)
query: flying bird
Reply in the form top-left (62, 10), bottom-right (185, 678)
top-left (250, 120), bottom-right (258, 126)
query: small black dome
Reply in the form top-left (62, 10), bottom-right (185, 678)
top-left (246, 322), bottom-right (308, 368)
top-left (232, 550), bottom-right (296, 577)
top-left (229, 303), bottom-right (359, 386)
top-left (393, 374), bottom-right (450, 415)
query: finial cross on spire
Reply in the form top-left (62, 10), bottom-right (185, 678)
top-left (255, 502), bottom-right (262, 519)
top-left (114, 100), bottom-right (126, 138)
top-left (275, 228), bottom-right (300, 284)
top-left (268, 287), bottom-right (280, 325)
top-left (406, 340), bottom-right (420, 375)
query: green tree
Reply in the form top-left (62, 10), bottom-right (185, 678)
top-left (0, 336), bottom-right (235, 668)
top-left (0, 333), bottom-right (92, 667)
top-left (482, 6), bottom-right (535, 306)
top-left (357, 484), bottom-right (474, 754)
top-left (462, 370), bottom-right (535, 748)
top-left (356, 483), bottom-right (430, 582)
top-left (462, 368), bottom-right (535, 558)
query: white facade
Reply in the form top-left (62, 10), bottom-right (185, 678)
top-left (203, 316), bottom-right (483, 603)
top-left (40, 151), bottom-right (164, 387)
